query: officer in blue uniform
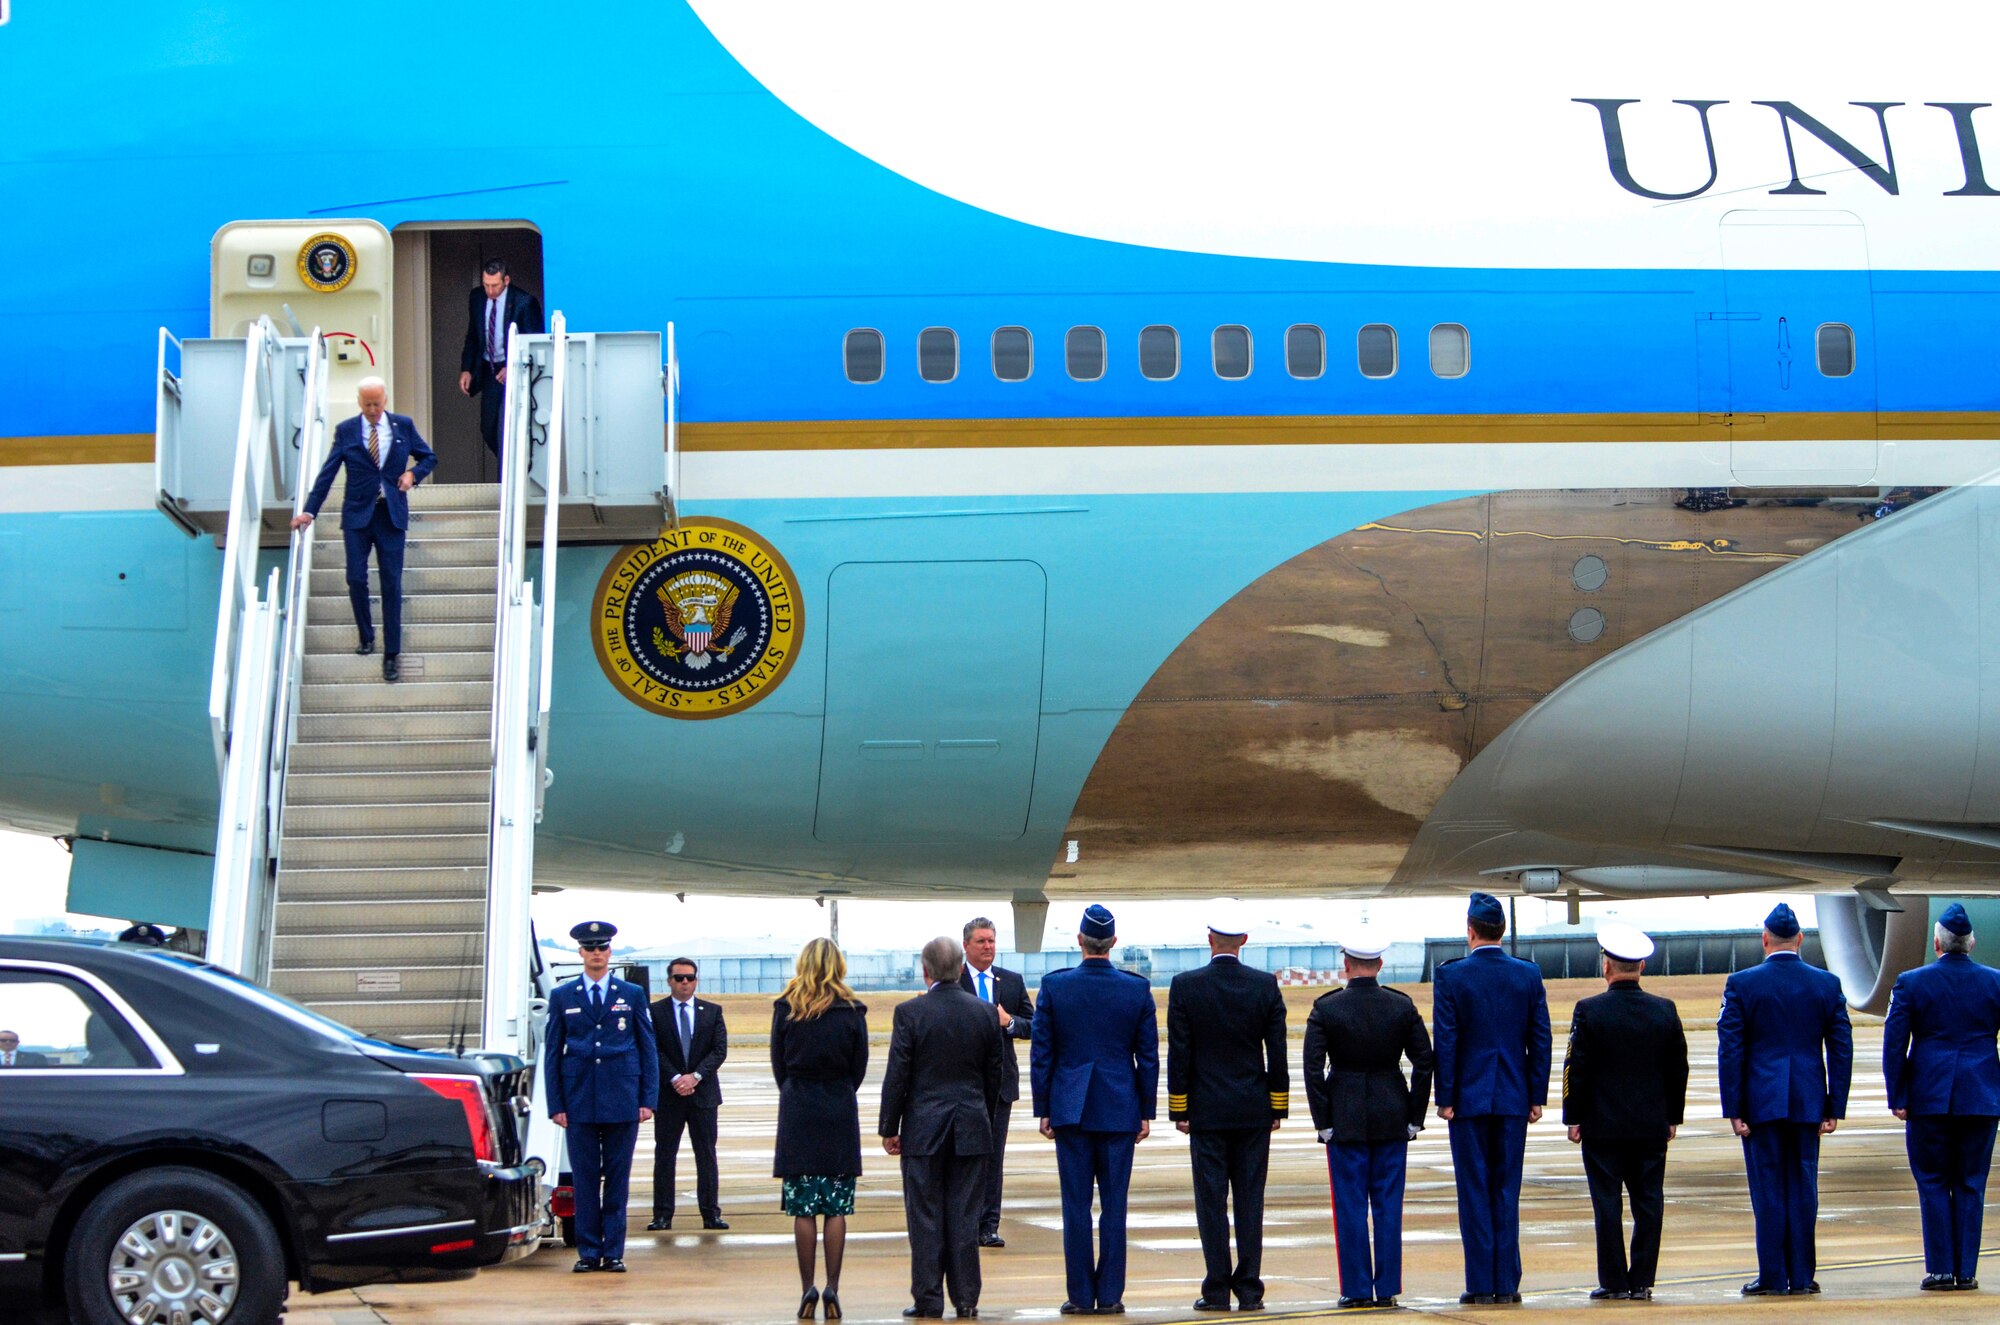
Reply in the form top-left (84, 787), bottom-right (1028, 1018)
top-left (544, 920), bottom-right (659, 1273)
top-left (1883, 902), bottom-right (2000, 1292)
top-left (1431, 892), bottom-right (1551, 1306)
top-left (1717, 902), bottom-right (1851, 1297)
top-left (1031, 904), bottom-right (1160, 1315)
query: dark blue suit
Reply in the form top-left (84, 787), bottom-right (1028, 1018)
top-left (1431, 946), bottom-right (1551, 1298)
top-left (1883, 951), bottom-right (2000, 1281)
top-left (1717, 950), bottom-right (1851, 1293)
top-left (302, 412), bottom-right (437, 656)
top-left (1030, 958), bottom-right (1159, 1310)
top-left (544, 974), bottom-right (660, 1262)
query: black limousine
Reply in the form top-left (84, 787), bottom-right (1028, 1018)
top-left (0, 937), bottom-right (541, 1324)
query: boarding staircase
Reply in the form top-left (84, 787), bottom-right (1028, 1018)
top-left (156, 312), bottom-right (680, 1056)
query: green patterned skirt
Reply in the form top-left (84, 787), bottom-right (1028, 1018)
top-left (781, 1175), bottom-right (856, 1217)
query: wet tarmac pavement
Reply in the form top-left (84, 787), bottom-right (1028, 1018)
top-left (289, 977), bottom-right (1988, 1324)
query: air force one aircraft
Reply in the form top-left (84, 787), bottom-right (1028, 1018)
top-left (4, 1), bottom-right (2000, 1018)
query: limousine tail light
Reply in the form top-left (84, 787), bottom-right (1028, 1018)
top-left (415, 1074), bottom-right (499, 1163)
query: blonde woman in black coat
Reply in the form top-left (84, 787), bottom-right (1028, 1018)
top-left (772, 938), bottom-right (870, 1320)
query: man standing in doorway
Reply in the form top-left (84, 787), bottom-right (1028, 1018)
top-left (1718, 902), bottom-right (1851, 1297)
top-left (958, 916), bottom-right (1034, 1247)
top-left (458, 259), bottom-right (544, 464)
top-left (648, 958), bottom-right (729, 1232)
top-left (1168, 911), bottom-right (1288, 1312)
top-left (291, 376), bottom-right (437, 683)
top-left (1432, 892), bottom-right (1552, 1306)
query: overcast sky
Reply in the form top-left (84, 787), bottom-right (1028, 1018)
top-left (4, 828), bottom-right (1818, 957)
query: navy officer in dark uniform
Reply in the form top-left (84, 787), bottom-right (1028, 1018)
top-left (1717, 902), bottom-right (1851, 1297)
top-left (1431, 892), bottom-right (1551, 1305)
top-left (544, 920), bottom-right (659, 1272)
top-left (1303, 926), bottom-right (1432, 1311)
top-left (1031, 904), bottom-right (1159, 1315)
top-left (1561, 923), bottom-right (1688, 1302)
top-left (1883, 902), bottom-right (2000, 1292)
top-left (1167, 909), bottom-right (1289, 1312)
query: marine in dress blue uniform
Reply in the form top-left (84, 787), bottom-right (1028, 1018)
top-left (1030, 904), bottom-right (1160, 1315)
top-left (1717, 903), bottom-right (1852, 1297)
top-left (1882, 903), bottom-right (2000, 1292)
top-left (543, 921), bottom-right (660, 1272)
top-left (1431, 892), bottom-right (1552, 1305)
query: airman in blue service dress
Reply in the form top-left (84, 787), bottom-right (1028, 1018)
top-left (1030, 904), bottom-right (1160, 1315)
top-left (1303, 927), bottom-right (1433, 1310)
top-left (544, 921), bottom-right (659, 1272)
top-left (1431, 892), bottom-right (1551, 1305)
top-left (1717, 902), bottom-right (1851, 1297)
top-left (1882, 902), bottom-right (2000, 1292)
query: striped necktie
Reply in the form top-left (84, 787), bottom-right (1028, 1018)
top-left (368, 422), bottom-right (381, 468)
top-left (487, 299), bottom-right (499, 363)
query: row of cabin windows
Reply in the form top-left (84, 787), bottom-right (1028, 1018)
top-left (844, 321), bottom-right (1860, 384)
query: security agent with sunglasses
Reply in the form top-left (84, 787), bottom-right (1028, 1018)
top-left (545, 921), bottom-right (659, 1272)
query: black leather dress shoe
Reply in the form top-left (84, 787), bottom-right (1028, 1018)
top-left (1498, 1293), bottom-right (1523, 1304)
top-left (1627, 1288), bottom-right (1653, 1301)
top-left (1236, 1300), bottom-right (1264, 1312)
top-left (354, 639), bottom-right (374, 656)
top-left (1924, 1274), bottom-right (1957, 1291)
top-left (1097, 1305), bottom-right (1125, 1315)
top-left (955, 1309), bottom-right (979, 1320)
top-left (382, 654), bottom-right (399, 682)
top-left (1372, 1298), bottom-right (1398, 1309)
top-left (978, 1233), bottom-right (1005, 1248)
top-left (1338, 1297), bottom-right (1372, 1309)
top-left (601, 1258), bottom-right (626, 1273)
top-left (1192, 1298), bottom-right (1231, 1311)
top-left (646, 1217), bottom-right (672, 1231)
top-left (1461, 1293), bottom-right (1497, 1305)
top-left (901, 1308), bottom-right (942, 1319)
top-left (1589, 1288), bottom-right (1623, 1300)
top-left (704, 1218), bottom-right (730, 1230)
top-left (572, 1257), bottom-right (600, 1272)
top-left (1740, 1281), bottom-right (1776, 1296)
top-left (1957, 1276), bottom-right (1980, 1290)
top-left (1787, 1281), bottom-right (1820, 1296)
top-left (1058, 1305), bottom-right (1092, 1316)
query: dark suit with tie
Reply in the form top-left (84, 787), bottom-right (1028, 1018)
top-left (1562, 981), bottom-right (1688, 1295)
top-left (1432, 946), bottom-right (1552, 1299)
top-left (649, 995), bottom-right (728, 1225)
top-left (460, 284), bottom-right (544, 461)
top-left (1883, 950), bottom-right (2000, 1282)
top-left (1030, 958), bottom-right (1160, 1311)
top-left (0, 1050), bottom-right (49, 1067)
top-left (543, 974), bottom-right (660, 1264)
top-left (1168, 954), bottom-right (1289, 1306)
top-left (959, 961), bottom-right (1034, 1237)
top-left (302, 412), bottom-right (437, 657)
top-left (1304, 976), bottom-right (1433, 1302)
top-left (1717, 950), bottom-right (1852, 1294)
top-left (879, 982), bottom-right (1005, 1316)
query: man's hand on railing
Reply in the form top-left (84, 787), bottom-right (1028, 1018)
top-left (289, 513), bottom-right (313, 531)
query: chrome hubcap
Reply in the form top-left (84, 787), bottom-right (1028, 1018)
top-left (107, 1209), bottom-right (240, 1325)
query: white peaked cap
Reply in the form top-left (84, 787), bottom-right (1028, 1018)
top-left (1340, 927), bottom-right (1390, 961)
top-left (1597, 921), bottom-right (1655, 962)
top-left (1207, 904), bottom-right (1252, 939)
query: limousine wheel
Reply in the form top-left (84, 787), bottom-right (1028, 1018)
top-left (66, 1167), bottom-right (284, 1325)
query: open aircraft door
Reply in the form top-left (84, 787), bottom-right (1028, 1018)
top-left (1721, 210), bottom-right (1878, 488)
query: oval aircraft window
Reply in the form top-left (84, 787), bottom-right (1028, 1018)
top-left (1139, 325), bottom-right (1179, 380)
top-left (1430, 323), bottom-right (1469, 378)
top-left (1066, 326), bottom-right (1106, 381)
top-left (918, 327), bottom-right (958, 383)
top-left (1212, 325), bottom-right (1251, 380)
top-left (992, 326), bottom-right (1032, 382)
top-left (1286, 324), bottom-right (1325, 379)
top-left (1358, 324), bottom-right (1397, 379)
top-left (844, 329), bottom-right (884, 384)
top-left (1818, 323), bottom-right (1855, 378)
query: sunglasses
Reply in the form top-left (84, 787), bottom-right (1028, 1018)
top-left (578, 942), bottom-right (611, 952)
top-left (670, 973), bottom-right (697, 982)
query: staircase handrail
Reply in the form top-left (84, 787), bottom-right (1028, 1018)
top-left (665, 320), bottom-right (679, 527)
top-left (208, 317), bottom-right (282, 775)
top-left (533, 313), bottom-right (566, 818)
top-left (264, 332), bottom-right (330, 870)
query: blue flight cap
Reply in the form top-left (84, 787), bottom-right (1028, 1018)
top-left (1940, 903), bottom-right (1973, 937)
top-left (1080, 904), bottom-right (1116, 941)
top-left (1764, 903), bottom-right (1800, 939)
top-left (116, 923), bottom-right (167, 947)
top-left (570, 920), bottom-right (618, 944)
top-left (1467, 892), bottom-right (1505, 928)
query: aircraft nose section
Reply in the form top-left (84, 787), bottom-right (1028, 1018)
top-left (1488, 483), bottom-right (1993, 858)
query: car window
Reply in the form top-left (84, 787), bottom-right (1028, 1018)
top-left (156, 955), bottom-right (379, 1047)
top-left (0, 969), bottom-right (157, 1069)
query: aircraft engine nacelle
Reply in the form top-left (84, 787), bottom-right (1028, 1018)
top-left (1817, 896), bottom-right (2000, 1015)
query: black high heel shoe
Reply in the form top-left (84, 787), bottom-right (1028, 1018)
top-left (797, 1286), bottom-right (821, 1320)
top-left (823, 1288), bottom-right (843, 1320)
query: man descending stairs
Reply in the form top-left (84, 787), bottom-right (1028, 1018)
top-left (268, 481), bottom-right (503, 1048)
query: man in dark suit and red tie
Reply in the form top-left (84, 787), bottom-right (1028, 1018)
top-left (958, 916), bottom-right (1034, 1247)
top-left (291, 377), bottom-right (437, 683)
top-left (458, 259), bottom-right (544, 464)
top-left (648, 957), bottom-right (730, 1231)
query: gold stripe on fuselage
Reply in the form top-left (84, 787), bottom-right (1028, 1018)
top-left (0, 434), bottom-right (153, 465)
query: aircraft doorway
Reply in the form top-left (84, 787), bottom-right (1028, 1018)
top-left (391, 222), bottom-right (544, 485)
